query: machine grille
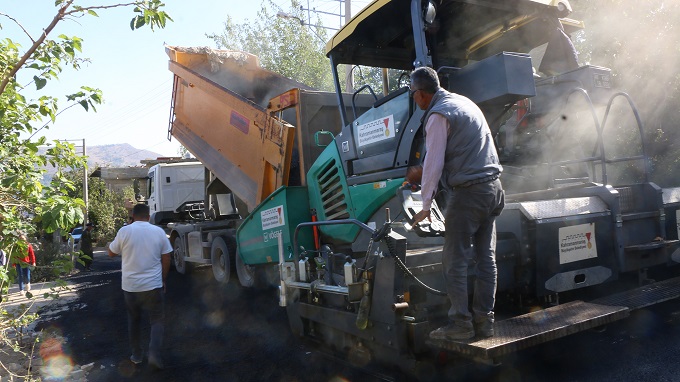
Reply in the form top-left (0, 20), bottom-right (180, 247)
top-left (317, 159), bottom-right (350, 220)
top-left (616, 186), bottom-right (635, 213)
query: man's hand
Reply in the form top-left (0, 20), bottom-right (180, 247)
top-left (412, 209), bottom-right (431, 226)
top-left (161, 253), bottom-right (171, 293)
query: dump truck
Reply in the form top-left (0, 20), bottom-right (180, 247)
top-left (163, 0), bottom-right (680, 377)
top-left (146, 161), bottom-right (205, 225)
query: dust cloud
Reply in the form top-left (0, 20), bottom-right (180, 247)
top-left (569, 0), bottom-right (680, 186)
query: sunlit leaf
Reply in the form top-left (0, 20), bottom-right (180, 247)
top-left (34, 76), bottom-right (47, 90)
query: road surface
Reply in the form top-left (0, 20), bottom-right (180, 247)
top-left (35, 249), bottom-right (680, 381)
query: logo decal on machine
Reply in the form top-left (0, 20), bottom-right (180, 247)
top-left (558, 223), bottom-right (598, 264)
top-left (357, 115), bottom-right (395, 147)
top-left (261, 205), bottom-right (285, 230)
top-left (230, 110), bottom-right (250, 134)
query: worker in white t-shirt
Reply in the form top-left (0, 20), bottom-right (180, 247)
top-left (108, 203), bottom-right (172, 370)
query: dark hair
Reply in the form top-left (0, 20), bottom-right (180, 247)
top-left (410, 66), bottom-right (440, 94)
top-left (132, 203), bottom-right (150, 218)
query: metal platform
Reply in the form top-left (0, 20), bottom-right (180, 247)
top-left (428, 275), bottom-right (680, 360)
top-left (591, 275), bottom-right (680, 310)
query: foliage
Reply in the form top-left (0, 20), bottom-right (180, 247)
top-left (569, 0), bottom-right (680, 186)
top-left (351, 66), bottom-right (411, 96)
top-left (62, 169), bottom-right (131, 244)
top-left (207, 0), bottom-right (333, 91)
top-left (206, 0), bottom-right (411, 99)
top-left (0, 1), bottom-right (170, 378)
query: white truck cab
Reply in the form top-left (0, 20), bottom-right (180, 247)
top-left (147, 161), bottom-right (205, 225)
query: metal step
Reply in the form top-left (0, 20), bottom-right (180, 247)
top-left (427, 301), bottom-right (628, 360)
top-left (591, 275), bottom-right (680, 310)
top-left (428, 275), bottom-right (680, 360)
top-left (624, 239), bottom-right (679, 253)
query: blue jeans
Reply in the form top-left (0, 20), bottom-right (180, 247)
top-left (443, 178), bottom-right (504, 328)
top-left (123, 288), bottom-right (165, 361)
top-left (15, 264), bottom-right (31, 291)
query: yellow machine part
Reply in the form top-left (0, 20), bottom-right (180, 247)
top-left (166, 46), bottom-right (307, 212)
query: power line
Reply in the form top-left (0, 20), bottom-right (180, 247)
top-left (75, 79), bottom-right (171, 139)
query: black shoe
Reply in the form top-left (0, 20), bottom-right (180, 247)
top-left (130, 354), bottom-right (143, 365)
top-left (474, 320), bottom-right (494, 338)
top-left (429, 324), bottom-right (475, 340)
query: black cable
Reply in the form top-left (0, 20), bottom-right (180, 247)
top-left (380, 224), bottom-right (447, 296)
top-left (393, 253), bottom-right (446, 296)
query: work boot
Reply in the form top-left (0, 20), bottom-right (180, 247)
top-left (129, 354), bottom-right (143, 365)
top-left (474, 319), bottom-right (494, 338)
top-left (429, 324), bottom-right (475, 341)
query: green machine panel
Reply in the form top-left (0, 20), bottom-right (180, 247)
top-left (307, 142), bottom-right (405, 243)
top-left (237, 186), bottom-right (313, 265)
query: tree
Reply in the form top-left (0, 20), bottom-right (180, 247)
top-left (207, 0), bottom-right (333, 91)
top-left (62, 169), bottom-right (132, 244)
top-left (0, 1), bottom-right (170, 378)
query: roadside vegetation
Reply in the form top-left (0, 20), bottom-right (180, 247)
top-left (0, 1), bottom-right (171, 380)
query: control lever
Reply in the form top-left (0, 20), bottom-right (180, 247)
top-left (397, 185), bottom-right (445, 237)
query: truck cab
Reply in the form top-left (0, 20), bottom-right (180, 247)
top-left (146, 161), bottom-right (205, 225)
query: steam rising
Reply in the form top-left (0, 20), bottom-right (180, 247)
top-left (570, 1), bottom-right (680, 186)
top-left (167, 46), bottom-right (312, 109)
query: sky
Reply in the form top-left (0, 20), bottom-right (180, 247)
top-left (3, 0), bottom-right (370, 158)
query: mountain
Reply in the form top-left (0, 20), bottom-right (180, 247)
top-left (41, 143), bottom-right (163, 184)
top-left (85, 143), bottom-right (163, 168)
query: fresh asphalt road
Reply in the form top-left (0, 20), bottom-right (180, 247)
top-left (36, 250), bottom-right (680, 382)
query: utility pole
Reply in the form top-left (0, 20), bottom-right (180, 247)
top-left (298, 0), bottom-right (354, 93)
top-left (61, 139), bottom-right (89, 226)
top-left (82, 138), bottom-right (88, 227)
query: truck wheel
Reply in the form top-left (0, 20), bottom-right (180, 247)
top-left (173, 236), bottom-right (190, 274)
top-left (235, 249), bottom-right (257, 288)
top-left (211, 237), bottom-right (231, 284)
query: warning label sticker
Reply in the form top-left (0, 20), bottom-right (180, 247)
top-left (261, 205), bottom-right (285, 231)
top-left (558, 223), bottom-right (598, 264)
top-left (357, 115), bottom-right (395, 147)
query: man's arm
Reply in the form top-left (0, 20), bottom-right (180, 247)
top-left (108, 247), bottom-right (119, 257)
top-left (161, 252), bottom-right (171, 291)
top-left (412, 114), bottom-right (448, 225)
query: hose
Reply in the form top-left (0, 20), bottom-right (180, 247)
top-left (392, 252), bottom-right (446, 296)
top-left (385, 236), bottom-right (447, 296)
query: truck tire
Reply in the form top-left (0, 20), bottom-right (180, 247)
top-left (235, 249), bottom-right (257, 288)
top-left (173, 236), bottom-right (190, 274)
top-left (211, 236), bottom-right (231, 284)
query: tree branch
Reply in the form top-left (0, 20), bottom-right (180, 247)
top-left (0, 12), bottom-right (36, 44)
top-left (29, 99), bottom-right (86, 139)
top-left (0, 0), bottom-right (75, 97)
top-left (1, 2), bottom-right (165, 97)
top-left (62, 3), bottom-right (137, 17)
top-left (0, 1), bottom-right (139, 97)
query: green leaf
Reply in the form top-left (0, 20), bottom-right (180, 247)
top-left (34, 76), bottom-right (47, 90)
top-left (135, 16), bottom-right (146, 29)
top-left (79, 100), bottom-right (89, 111)
top-left (87, 10), bottom-right (99, 17)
